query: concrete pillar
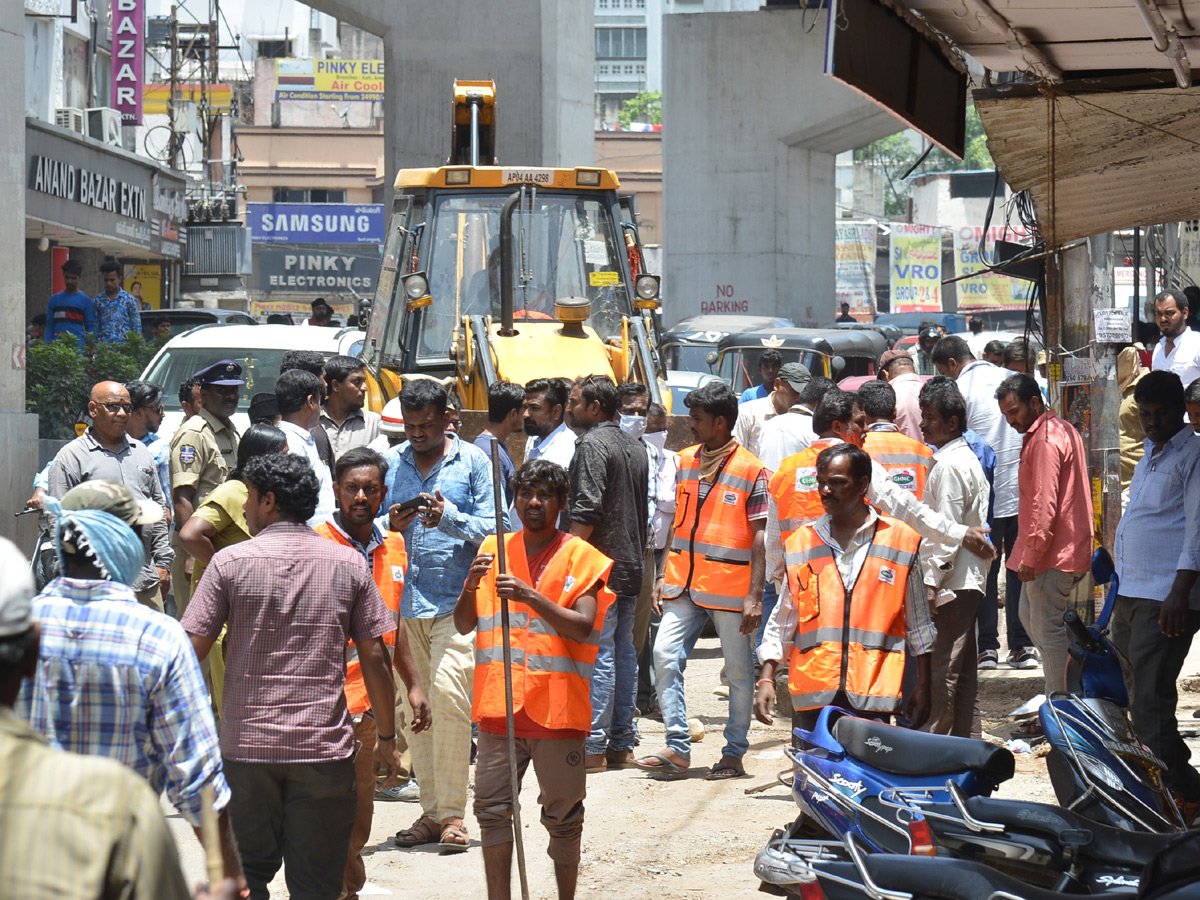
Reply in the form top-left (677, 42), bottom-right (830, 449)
top-left (304, 0), bottom-right (594, 192)
top-left (662, 9), bottom-right (902, 327)
top-left (2, 0), bottom-right (41, 547)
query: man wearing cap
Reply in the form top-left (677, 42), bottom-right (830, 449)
top-left (47, 381), bottom-right (172, 612)
top-left (756, 364), bottom-right (819, 469)
top-left (0, 536), bottom-right (195, 899)
top-left (16, 481), bottom-right (243, 885)
top-left (170, 360), bottom-right (242, 617)
top-left (912, 326), bottom-right (942, 376)
top-left (248, 392), bottom-right (280, 426)
top-left (369, 397), bottom-right (406, 452)
top-left (878, 350), bottom-right (925, 442)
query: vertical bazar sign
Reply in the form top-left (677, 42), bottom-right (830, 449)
top-left (889, 224), bottom-right (941, 313)
top-left (112, 0), bottom-right (144, 124)
top-left (834, 223), bottom-right (877, 318)
top-left (953, 226), bottom-right (1034, 310)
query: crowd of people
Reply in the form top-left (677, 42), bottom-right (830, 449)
top-left (5, 289), bottom-right (1200, 899)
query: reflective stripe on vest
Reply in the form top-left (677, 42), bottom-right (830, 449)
top-left (863, 430), bottom-right (933, 500)
top-left (785, 516), bottom-right (920, 713)
top-left (768, 438), bottom-right (842, 547)
top-left (316, 522), bottom-right (406, 717)
top-left (663, 444), bottom-right (765, 611)
top-left (472, 533), bottom-right (616, 732)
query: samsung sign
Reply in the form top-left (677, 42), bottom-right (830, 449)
top-left (246, 203), bottom-right (384, 244)
top-left (259, 248), bottom-right (380, 292)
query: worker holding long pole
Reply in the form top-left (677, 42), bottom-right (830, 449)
top-left (454, 455), bottom-right (616, 900)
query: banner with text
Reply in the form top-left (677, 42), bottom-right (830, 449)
top-left (258, 248), bottom-right (380, 293)
top-left (835, 223), bottom-right (876, 318)
top-left (112, 0), bottom-right (144, 124)
top-left (275, 58), bottom-right (384, 102)
top-left (246, 203), bottom-right (385, 244)
top-left (953, 226), bottom-right (1034, 310)
top-left (889, 224), bottom-right (941, 313)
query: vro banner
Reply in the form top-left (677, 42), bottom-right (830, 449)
top-left (953, 226), bottom-right (1034, 310)
top-left (890, 224), bottom-right (941, 313)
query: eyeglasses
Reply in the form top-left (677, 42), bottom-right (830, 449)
top-left (99, 402), bottom-right (133, 414)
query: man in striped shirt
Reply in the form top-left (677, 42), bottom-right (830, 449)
top-left (17, 480), bottom-right (241, 885)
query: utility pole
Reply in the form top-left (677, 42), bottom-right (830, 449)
top-left (168, 6), bottom-right (180, 170)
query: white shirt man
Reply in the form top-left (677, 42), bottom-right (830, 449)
top-left (1152, 327), bottom-right (1200, 389)
top-left (733, 394), bottom-right (778, 459)
top-left (757, 405), bottom-right (816, 471)
top-left (525, 421), bottom-right (576, 470)
top-left (278, 421), bottom-right (335, 526)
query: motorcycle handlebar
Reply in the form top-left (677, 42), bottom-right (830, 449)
top-left (1063, 609), bottom-right (1105, 654)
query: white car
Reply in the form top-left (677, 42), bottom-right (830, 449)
top-left (665, 369), bottom-right (724, 410)
top-left (140, 323), bottom-right (365, 443)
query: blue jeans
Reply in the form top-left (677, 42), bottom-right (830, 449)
top-left (587, 594), bottom-right (639, 755)
top-left (755, 581), bottom-right (780, 663)
top-left (654, 594), bottom-right (754, 761)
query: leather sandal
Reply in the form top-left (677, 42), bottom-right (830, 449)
top-left (394, 815), bottom-right (439, 849)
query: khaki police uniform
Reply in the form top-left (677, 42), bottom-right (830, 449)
top-left (169, 359), bottom-right (244, 620)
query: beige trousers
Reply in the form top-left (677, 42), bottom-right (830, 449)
top-left (401, 613), bottom-right (476, 823)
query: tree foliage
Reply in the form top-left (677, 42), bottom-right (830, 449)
top-left (26, 332), bottom-right (163, 439)
top-left (853, 106), bottom-right (994, 217)
top-left (618, 91), bottom-right (662, 130)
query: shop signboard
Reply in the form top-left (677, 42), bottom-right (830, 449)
top-left (274, 58), bottom-right (385, 102)
top-left (112, 0), bottom-right (145, 124)
top-left (245, 203), bottom-right (384, 245)
top-left (258, 247), bottom-right (380, 293)
top-left (25, 119), bottom-right (186, 259)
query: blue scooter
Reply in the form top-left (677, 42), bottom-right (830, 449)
top-left (755, 706), bottom-right (1016, 894)
top-left (1039, 548), bottom-right (1185, 833)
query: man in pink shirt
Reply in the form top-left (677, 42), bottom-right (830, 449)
top-left (995, 373), bottom-right (1094, 695)
top-left (878, 350), bottom-right (925, 443)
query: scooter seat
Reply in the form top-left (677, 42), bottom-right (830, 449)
top-left (832, 716), bottom-right (1015, 788)
top-left (854, 854), bottom-right (1086, 900)
top-left (950, 795), bottom-right (1176, 868)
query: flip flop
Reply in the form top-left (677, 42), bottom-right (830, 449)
top-left (585, 753), bottom-right (607, 774)
top-left (705, 761), bottom-right (747, 781)
top-left (438, 821), bottom-right (470, 855)
top-left (635, 753), bottom-right (688, 777)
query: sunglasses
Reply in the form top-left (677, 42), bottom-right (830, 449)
top-left (98, 402), bottom-right (133, 414)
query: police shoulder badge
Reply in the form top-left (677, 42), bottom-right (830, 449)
top-left (178, 444), bottom-right (197, 464)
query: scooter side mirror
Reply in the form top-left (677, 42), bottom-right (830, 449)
top-left (1091, 547), bottom-right (1115, 586)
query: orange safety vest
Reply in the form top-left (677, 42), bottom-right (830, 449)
top-left (664, 444), bottom-right (766, 611)
top-left (315, 521), bottom-right (407, 716)
top-left (863, 426), bottom-right (933, 501)
top-left (768, 437), bottom-right (843, 550)
top-left (785, 515), bottom-right (920, 713)
top-left (472, 532), bottom-right (616, 732)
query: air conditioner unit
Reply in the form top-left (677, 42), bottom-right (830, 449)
top-left (55, 107), bottom-right (85, 135)
top-left (86, 107), bottom-right (123, 148)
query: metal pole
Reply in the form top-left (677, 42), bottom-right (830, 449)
top-left (491, 439), bottom-right (529, 900)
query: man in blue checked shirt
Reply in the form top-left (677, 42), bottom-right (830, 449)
top-left (16, 481), bottom-right (243, 886)
top-left (94, 260), bottom-right (142, 343)
top-left (381, 378), bottom-right (496, 853)
top-left (1112, 369), bottom-right (1200, 817)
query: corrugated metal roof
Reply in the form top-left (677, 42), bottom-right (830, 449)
top-left (975, 75), bottom-right (1200, 244)
top-left (900, 0), bottom-right (1200, 78)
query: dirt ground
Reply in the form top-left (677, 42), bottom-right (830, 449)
top-left (168, 633), bottom-right (1200, 899)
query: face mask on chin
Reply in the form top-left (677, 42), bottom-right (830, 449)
top-left (619, 413), bottom-right (648, 440)
top-left (643, 429), bottom-right (667, 451)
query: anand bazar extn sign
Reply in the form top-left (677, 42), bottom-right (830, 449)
top-left (25, 119), bottom-right (186, 258)
top-left (259, 248), bottom-right (380, 292)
